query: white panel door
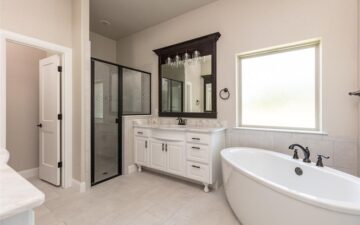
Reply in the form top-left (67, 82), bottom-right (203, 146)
top-left (150, 139), bottom-right (166, 171)
top-left (39, 55), bottom-right (61, 186)
top-left (135, 137), bottom-right (148, 166)
top-left (167, 142), bottom-right (185, 176)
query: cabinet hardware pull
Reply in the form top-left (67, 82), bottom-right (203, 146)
top-left (145, 140), bottom-right (147, 148)
top-left (162, 143), bottom-right (164, 151)
top-left (137, 131), bottom-right (143, 135)
top-left (192, 137), bottom-right (200, 140)
top-left (192, 165), bottom-right (201, 169)
top-left (165, 144), bottom-right (168, 152)
top-left (191, 146), bottom-right (200, 150)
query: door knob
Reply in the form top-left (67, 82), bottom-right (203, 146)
top-left (37, 123), bottom-right (42, 128)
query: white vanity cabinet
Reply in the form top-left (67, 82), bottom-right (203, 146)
top-left (134, 136), bottom-right (148, 166)
top-left (149, 139), bottom-right (167, 171)
top-left (149, 139), bottom-right (186, 176)
top-left (134, 125), bottom-right (225, 192)
top-left (134, 128), bottom-right (150, 168)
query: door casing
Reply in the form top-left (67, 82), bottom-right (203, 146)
top-left (0, 30), bottom-right (73, 189)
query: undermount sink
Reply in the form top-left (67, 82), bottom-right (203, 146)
top-left (158, 124), bottom-right (187, 129)
top-left (0, 148), bottom-right (10, 164)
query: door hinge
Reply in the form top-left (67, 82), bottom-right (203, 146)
top-left (58, 114), bottom-right (63, 120)
top-left (58, 161), bottom-right (63, 168)
top-left (58, 66), bottom-right (62, 72)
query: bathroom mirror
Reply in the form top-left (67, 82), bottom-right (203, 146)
top-left (154, 32), bottom-right (221, 118)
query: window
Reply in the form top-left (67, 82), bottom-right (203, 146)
top-left (237, 40), bottom-right (321, 131)
top-left (122, 68), bottom-right (151, 115)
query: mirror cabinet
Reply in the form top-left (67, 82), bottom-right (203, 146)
top-left (154, 32), bottom-right (221, 118)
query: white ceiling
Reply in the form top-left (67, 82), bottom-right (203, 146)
top-left (90, 0), bottom-right (218, 40)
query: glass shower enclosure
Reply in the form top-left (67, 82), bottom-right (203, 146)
top-left (91, 58), bottom-right (151, 185)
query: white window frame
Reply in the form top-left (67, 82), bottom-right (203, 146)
top-left (236, 39), bottom-right (323, 133)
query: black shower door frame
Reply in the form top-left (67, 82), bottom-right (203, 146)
top-left (91, 58), bottom-right (123, 186)
top-left (90, 57), bottom-right (151, 186)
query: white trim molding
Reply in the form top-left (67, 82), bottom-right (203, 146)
top-left (0, 29), bottom-right (73, 189)
top-left (128, 164), bottom-right (137, 174)
top-left (18, 168), bottom-right (39, 179)
top-left (72, 179), bottom-right (86, 193)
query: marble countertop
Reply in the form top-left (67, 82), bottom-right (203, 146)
top-left (0, 164), bottom-right (45, 220)
top-left (134, 124), bottom-right (226, 133)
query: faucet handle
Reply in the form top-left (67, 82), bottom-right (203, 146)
top-left (292, 149), bottom-right (299, 160)
top-left (316, 154), bottom-right (330, 167)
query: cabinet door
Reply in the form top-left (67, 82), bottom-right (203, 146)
top-left (135, 137), bottom-right (148, 166)
top-left (166, 142), bottom-right (185, 176)
top-left (150, 140), bottom-right (167, 171)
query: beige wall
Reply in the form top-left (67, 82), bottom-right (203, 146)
top-left (117, 0), bottom-right (359, 175)
top-left (0, 0), bottom-right (73, 48)
top-left (358, 0), bottom-right (360, 176)
top-left (90, 32), bottom-right (117, 63)
top-left (72, 0), bottom-right (90, 182)
top-left (6, 41), bottom-right (47, 171)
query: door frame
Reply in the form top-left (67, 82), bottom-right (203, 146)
top-left (0, 29), bottom-right (73, 188)
top-left (90, 58), bottom-right (123, 186)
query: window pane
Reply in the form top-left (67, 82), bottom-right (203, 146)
top-left (122, 68), bottom-right (151, 115)
top-left (241, 46), bottom-right (317, 129)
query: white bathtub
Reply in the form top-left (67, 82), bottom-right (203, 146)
top-left (221, 147), bottom-right (360, 225)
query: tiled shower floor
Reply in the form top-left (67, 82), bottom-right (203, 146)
top-left (94, 153), bottom-right (118, 183)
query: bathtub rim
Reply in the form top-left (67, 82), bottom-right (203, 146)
top-left (221, 147), bottom-right (360, 216)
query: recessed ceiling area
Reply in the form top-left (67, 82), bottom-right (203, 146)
top-left (90, 0), bottom-right (218, 40)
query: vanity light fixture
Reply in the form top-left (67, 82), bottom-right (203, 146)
top-left (166, 50), bottom-right (202, 68)
top-left (183, 52), bottom-right (191, 61)
top-left (166, 57), bottom-right (172, 65)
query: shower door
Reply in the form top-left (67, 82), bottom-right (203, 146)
top-left (91, 59), bottom-right (122, 185)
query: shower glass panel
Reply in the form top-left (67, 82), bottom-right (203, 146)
top-left (122, 68), bottom-right (151, 115)
top-left (91, 60), bottom-right (120, 185)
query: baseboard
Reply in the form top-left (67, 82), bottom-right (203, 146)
top-left (128, 164), bottom-right (137, 174)
top-left (72, 179), bottom-right (86, 193)
top-left (18, 168), bottom-right (39, 179)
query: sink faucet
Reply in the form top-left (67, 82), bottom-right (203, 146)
top-left (176, 117), bottom-right (187, 126)
top-left (289, 144), bottom-right (311, 163)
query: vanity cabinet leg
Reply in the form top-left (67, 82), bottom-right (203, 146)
top-left (203, 183), bottom-right (209, 193)
top-left (137, 165), bottom-right (142, 172)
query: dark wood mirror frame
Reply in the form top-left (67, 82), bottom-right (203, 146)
top-left (153, 32), bottom-right (221, 118)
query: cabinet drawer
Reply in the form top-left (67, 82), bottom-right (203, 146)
top-left (186, 144), bottom-right (209, 164)
top-left (134, 128), bottom-right (149, 137)
top-left (186, 133), bottom-right (210, 144)
top-left (186, 162), bottom-right (209, 183)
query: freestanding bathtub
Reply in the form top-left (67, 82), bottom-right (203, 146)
top-left (221, 147), bottom-right (360, 225)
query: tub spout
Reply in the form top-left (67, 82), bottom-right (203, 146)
top-left (289, 144), bottom-right (311, 163)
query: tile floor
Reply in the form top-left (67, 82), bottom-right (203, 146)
top-left (30, 171), bottom-right (240, 225)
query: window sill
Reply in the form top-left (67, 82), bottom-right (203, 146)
top-left (233, 127), bottom-right (328, 135)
